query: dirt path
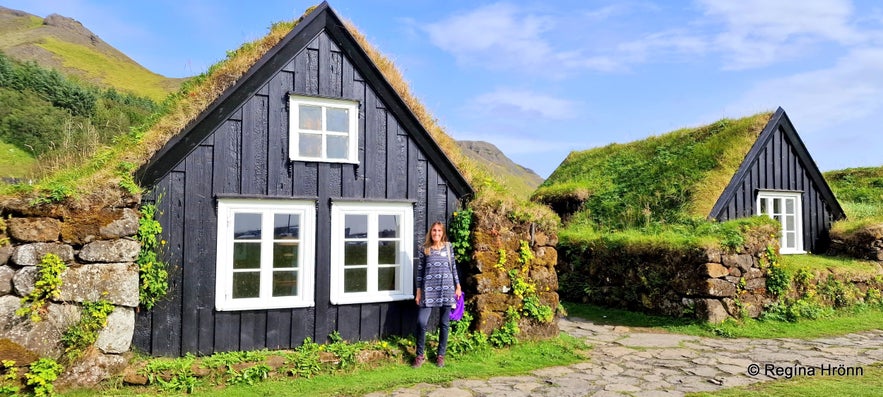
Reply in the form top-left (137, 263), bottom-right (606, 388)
top-left (366, 317), bottom-right (883, 397)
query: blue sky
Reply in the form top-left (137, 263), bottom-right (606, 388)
top-left (5, 0), bottom-right (883, 178)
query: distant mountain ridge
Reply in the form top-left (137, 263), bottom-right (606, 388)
top-left (0, 5), bottom-right (543, 196)
top-left (457, 140), bottom-right (544, 198)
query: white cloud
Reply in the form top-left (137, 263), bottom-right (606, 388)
top-left (698, 0), bottom-right (864, 69)
top-left (724, 48), bottom-right (883, 130)
top-left (471, 88), bottom-right (580, 120)
top-left (424, 2), bottom-right (621, 74)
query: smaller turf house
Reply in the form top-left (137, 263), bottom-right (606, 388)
top-left (535, 108), bottom-right (846, 321)
top-left (536, 107), bottom-right (844, 254)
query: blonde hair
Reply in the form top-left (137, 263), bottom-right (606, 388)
top-left (422, 221), bottom-right (448, 255)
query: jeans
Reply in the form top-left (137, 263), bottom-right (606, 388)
top-left (415, 306), bottom-right (451, 357)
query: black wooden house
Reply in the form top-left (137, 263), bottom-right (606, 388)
top-left (133, 2), bottom-right (472, 356)
top-left (709, 107), bottom-right (845, 253)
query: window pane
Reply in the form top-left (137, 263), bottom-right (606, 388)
top-left (326, 107), bottom-right (349, 132)
top-left (273, 242), bottom-right (299, 268)
top-left (344, 214), bottom-right (367, 238)
top-left (786, 232), bottom-right (795, 249)
top-left (344, 268), bottom-right (367, 292)
top-left (378, 215), bottom-right (399, 238)
top-left (773, 198), bottom-right (780, 214)
top-left (234, 213), bottom-right (261, 239)
top-left (785, 216), bottom-right (795, 232)
top-left (378, 241), bottom-right (398, 265)
top-left (273, 271), bottom-right (298, 297)
top-left (233, 272), bottom-right (260, 298)
top-left (233, 242), bottom-right (260, 269)
top-left (785, 198), bottom-right (794, 214)
top-left (274, 214), bottom-right (300, 239)
top-left (299, 105), bottom-right (322, 130)
top-left (345, 241), bottom-right (367, 266)
top-left (759, 198), bottom-right (767, 214)
top-left (326, 135), bottom-right (348, 159)
top-left (299, 133), bottom-right (322, 158)
top-left (378, 266), bottom-right (397, 291)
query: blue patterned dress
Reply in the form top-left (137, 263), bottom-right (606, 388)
top-left (416, 243), bottom-right (460, 308)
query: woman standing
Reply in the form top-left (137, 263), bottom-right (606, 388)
top-left (413, 221), bottom-right (462, 368)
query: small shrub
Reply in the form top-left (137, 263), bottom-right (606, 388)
top-left (24, 358), bottom-right (62, 397)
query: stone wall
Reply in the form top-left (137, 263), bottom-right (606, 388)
top-left (465, 205), bottom-right (560, 339)
top-left (558, 226), bottom-right (779, 323)
top-left (829, 223), bottom-right (883, 261)
top-left (0, 197), bottom-right (141, 386)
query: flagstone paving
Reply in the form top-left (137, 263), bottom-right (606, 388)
top-left (366, 317), bottom-right (883, 397)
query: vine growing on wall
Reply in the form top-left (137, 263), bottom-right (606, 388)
top-left (136, 203), bottom-right (169, 310)
top-left (450, 207), bottom-right (473, 265)
top-left (16, 253), bottom-right (66, 322)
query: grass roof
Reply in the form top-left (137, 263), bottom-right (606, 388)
top-left (0, 4), bottom-right (557, 231)
top-left (533, 112), bottom-right (773, 231)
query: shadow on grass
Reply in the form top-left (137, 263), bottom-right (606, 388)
top-left (562, 301), bottom-right (704, 329)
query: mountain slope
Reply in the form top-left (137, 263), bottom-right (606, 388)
top-left (0, 6), bottom-right (181, 101)
top-left (457, 140), bottom-right (544, 199)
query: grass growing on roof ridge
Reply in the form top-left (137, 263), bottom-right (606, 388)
top-left (534, 112), bottom-right (772, 231)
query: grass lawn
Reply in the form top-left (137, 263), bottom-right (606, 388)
top-left (688, 362), bottom-right (883, 397)
top-left (0, 139), bottom-right (35, 179)
top-left (562, 301), bottom-right (883, 339)
top-left (60, 334), bottom-right (588, 397)
top-left (779, 253), bottom-right (882, 276)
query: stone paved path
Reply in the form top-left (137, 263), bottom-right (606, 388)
top-left (366, 317), bottom-right (883, 397)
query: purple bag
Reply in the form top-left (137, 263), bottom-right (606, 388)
top-left (450, 293), bottom-right (465, 321)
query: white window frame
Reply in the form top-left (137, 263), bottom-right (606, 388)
top-left (330, 201), bottom-right (414, 305)
top-left (215, 199), bottom-right (316, 311)
top-left (288, 95), bottom-right (359, 163)
top-left (756, 191), bottom-right (805, 254)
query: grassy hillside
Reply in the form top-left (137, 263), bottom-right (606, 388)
top-left (824, 165), bottom-right (883, 234)
top-left (0, 139), bottom-right (34, 179)
top-left (0, 6), bottom-right (181, 102)
top-left (534, 112), bottom-right (772, 230)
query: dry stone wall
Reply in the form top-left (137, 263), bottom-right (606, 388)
top-left (558, 227), bottom-right (779, 323)
top-left (0, 197), bottom-right (141, 386)
top-left (466, 205), bottom-right (560, 339)
top-left (829, 223), bottom-right (883, 261)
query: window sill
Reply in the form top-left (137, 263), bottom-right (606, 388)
top-left (330, 293), bottom-right (413, 306)
top-left (216, 300), bottom-right (315, 311)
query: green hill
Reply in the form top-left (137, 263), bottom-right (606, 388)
top-left (824, 165), bottom-right (883, 231)
top-left (0, 6), bottom-right (182, 102)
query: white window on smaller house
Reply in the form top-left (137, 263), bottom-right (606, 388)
top-left (216, 199), bottom-right (316, 311)
top-left (756, 191), bottom-right (804, 254)
top-left (330, 201), bottom-right (414, 305)
top-left (289, 95), bottom-right (359, 163)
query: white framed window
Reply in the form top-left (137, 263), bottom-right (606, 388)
top-left (330, 201), bottom-right (414, 304)
top-left (289, 95), bottom-right (359, 163)
top-left (756, 191), bottom-right (804, 254)
top-left (215, 199), bottom-right (316, 311)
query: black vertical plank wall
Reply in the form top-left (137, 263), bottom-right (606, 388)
top-left (135, 24), bottom-right (465, 355)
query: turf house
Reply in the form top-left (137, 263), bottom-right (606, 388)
top-left (536, 108), bottom-right (847, 321)
top-left (0, 3), bottom-right (557, 383)
top-left (131, 3), bottom-right (476, 356)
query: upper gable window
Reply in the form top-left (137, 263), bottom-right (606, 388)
top-left (289, 95), bottom-right (359, 163)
